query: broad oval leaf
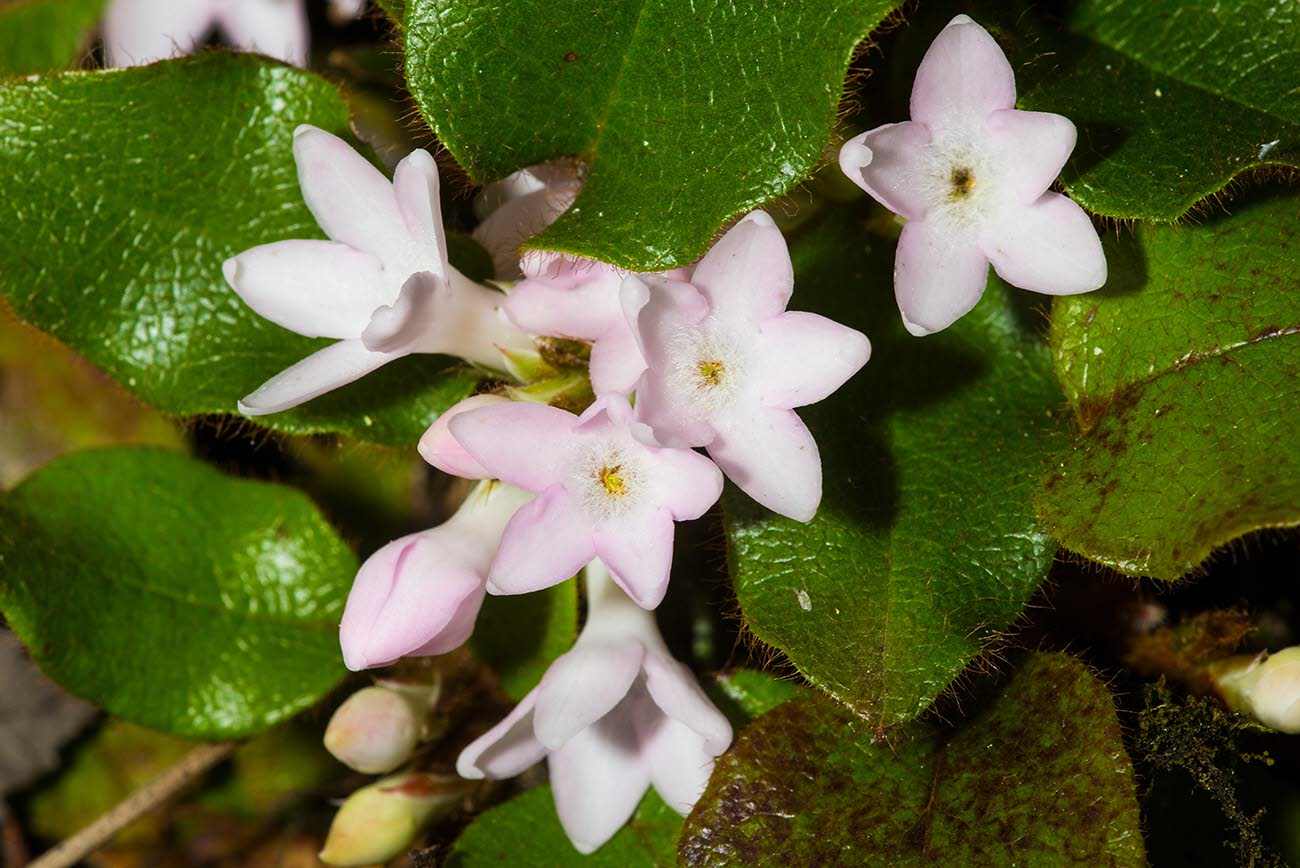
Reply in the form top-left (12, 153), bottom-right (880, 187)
top-left (0, 0), bottom-right (103, 76)
top-left (1038, 191), bottom-right (1300, 579)
top-left (404, 0), bottom-right (903, 271)
top-left (1017, 0), bottom-right (1299, 221)
top-left (0, 447), bottom-right (357, 738)
top-left (0, 54), bottom-right (478, 447)
top-left (680, 653), bottom-right (1146, 866)
top-left (725, 209), bottom-right (1063, 725)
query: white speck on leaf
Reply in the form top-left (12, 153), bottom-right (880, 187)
top-left (795, 589), bottom-right (812, 611)
top-left (1259, 139), bottom-right (1280, 158)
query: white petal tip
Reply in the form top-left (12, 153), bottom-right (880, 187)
top-left (293, 124), bottom-right (317, 139)
top-left (571, 841), bottom-right (600, 856)
top-left (948, 13), bottom-right (976, 26)
top-left (740, 210), bottom-right (776, 228)
top-left (236, 399), bottom-right (268, 417)
top-left (901, 316), bottom-right (938, 337)
top-left (221, 257), bottom-right (239, 288)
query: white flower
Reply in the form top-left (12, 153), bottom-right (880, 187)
top-left (1211, 646), bottom-right (1300, 733)
top-left (457, 560), bottom-right (732, 853)
top-left (224, 126), bottom-right (534, 415)
top-left (104, 0), bottom-right (310, 68)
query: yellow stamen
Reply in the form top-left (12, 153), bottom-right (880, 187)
top-left (598, 465), bottom-right (627, 497)
top-left (698, 359), bottom-right (725, 387)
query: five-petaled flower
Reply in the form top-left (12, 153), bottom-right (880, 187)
top-left (623, 211), bottom-right (871, 522)
top-left (443, 394), bottom-right (724, 609)
top-left (838, 14), bottom-right (1107, 336)
top-left (224, 126), bottom-right (534, 415)
top-left (457, 560), bottom-right (732, 854)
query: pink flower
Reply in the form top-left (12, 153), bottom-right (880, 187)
top-left (838, 15), bottom-right (1107, 336)
top-left (224, 126), bottom-right (533, 415)
top-left (622, 211), bottom-right (870, 522)
top-left (339, 482), bottom-right (532, 671)
top-left (104, 0), bottom-right (310, 67)
top-left (448, 395), bottom-right (723, 608)
top-left (457, 561), bottom-right (732, 854)
top-left (472, 164), bottom-right (584, 281)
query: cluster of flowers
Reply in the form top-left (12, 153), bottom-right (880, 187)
top-left (221, 14), bottom-right (1107, 855)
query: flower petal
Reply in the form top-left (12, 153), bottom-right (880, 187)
top-left (392, 148), bottom-right (450, 278)
top-left (548, 703), bottom-right (651, 855)
top-left (755, 311), bottom-right (871, 409)
top-left (456, 690), bottom-right (545, 779)
top-left (708, 407), bottom-right (822, 522)
top-left (533, 640), bottom-right (646, 750)
top-left (238, 339), bottom-right (405, 416)
top-left (594, 507), bottom-right (675, 609)
top-left (293, 126), bottom-right (415, 269)
top-left (214, 0), bottom-right (310, 67)
top-left (636, 709), bottom-right (718, 815)
top-left (338, 530), bottom-right (486, 671)
top-left (360, 271), bottom-right (442, 352)
top-left (588, 320), bottom-right (647, 396)
top-left (504, 266), bottom-right (624, 340)
top-left (642, 446), bottom-right (724, 521)
top-left (894, 219), bottom-right (990, 336)
top-left (641, 654), bottom-right (733, 753)
top-left (488, 486), bottom-right (596, 595)
top-left (223, 240), bottom-right (389, 339)
top-left (690, 211), bottom-right (793, 324)
top-left (473, 177), bottom-right (581, 280)
top-left (985, 109), bottom-right (1077, 204)
top-left (103, 0), bottom-right (213, 66)
top-left (980, 192), bottom-right (1107, 295)
top-left (449, 401), bottom-right (578, 492)
top-left (838, 122), bottom-right (934, 221)
top-left (910, 15), bottom-right (1016, 131)
top-left (418, 394), bottom-right (508, 479)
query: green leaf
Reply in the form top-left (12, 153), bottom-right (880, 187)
top-left (0, 447), bottom-right (356, 738)
top-left (449, 787), bottom-right (679, 867)
top-left (680, 653), bottom-right (1146, 866)
top-left (0, 0), bottom-right (103, 76)
top-left (725, 209), bottom-right (1062, 725)
top-left (471, 580), bottom-right (579, 701)
top-left (0, 54), bottom-right (479, 448)
top-left (374, 0), bottom-right (405, 27)
top-left (715, 670), bottom-right (801, 720)
top-left (404, 0), bottom-right (903, 270)
top-left (1017, 0), bottom-right (1299, 221)
top-left (1038, 191), bottom-right (1300, 579)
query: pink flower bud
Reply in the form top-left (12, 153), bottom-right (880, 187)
top-left (318, 772), bottom-right (473, 866)
top-left (323, 680), bottom-right (441, 774)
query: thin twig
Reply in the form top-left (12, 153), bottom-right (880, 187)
top-left (29, 741), bottom-right (237, 868)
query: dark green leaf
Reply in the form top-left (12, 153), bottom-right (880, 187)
top-left (0, 0), bottom-right (103, 76)
top-left (448, 787), bottom-right (679, 867)
top-left (0, 447), bottom-right (356, 738)
top-left (404, 0), bottom-right (903, 270)
top-left (680, 653), bottom-right (1146, 866)
top-left (713, 669), bottom-right (801, 722)
top-left (0, 54), bottom-right (479, 447)
top-left (1017, 0), bottom-right (1299, 221)
top-left (471, 580), bottom-right (578, 701)
top-left (1038, 191), bottom-right (1300, 579)
top-left (374, 0), bottom-right (405, 28)
top-left (725, 209), bottom-right (1062, 725)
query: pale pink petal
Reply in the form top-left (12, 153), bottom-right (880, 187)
top-left (628, 371), bottom-right (718, 449)
top-left (708, 408), bottom-right (821, 522)
top-left (620, 275), bottom-right (709, 370)
top-left (473, 177), bottom-right (582, 280)
top-left (103, 0), bottom-right (214, 66)
top-left (980, 192), bottom-right (1107, 295)
top-left (418, 394), bottom-right (508, 479)
top-left (339, 531), bottom-right (485, 671)
top-left (361, 271), bottom-right (442, 352)
top-left (504, 268), bottom-right (623, 340)
top-left (635, 706), bottom-right (718, 814)
top-left (223, 240), bottom-right (389, 339)
top-left (533, 641), bottom-right (646, 749)
top-left (985, 109), bottom-right (1077, 203)
top-left (215, 0), bottom-right (310, 66)
top-left (641, 447), bottom-right (724, 521)
top-left (548, 704), bottom-right (651, 855)
top-left (690, 212), bottom-right (793, 324)
top-left (594, 508), bottom-right (675, 609)
top-left (487, 486), bottom-right (596, 595)
top-left (292, 126), bottom-right (414, 269)
top-left (588, 321), bottom-right (646, 396)
top-left (754, 312), bottom-right (871, 409)
top-left (392, 148), bottom-right (450, 278)
top-left (910, 15), bottom-right (1016, 131)
top-left (456, 690), bottom-right (545, 779)
top-left (641, 655), bottom-right (732, 753)
top-left (894, 219), bottom-right (990, 337)
top-left (837, 122), bottom-right (934, 221)
top-left (449, 401), bottom-right (578, 492)
top-left (238, 339), bottom-right (405, 416)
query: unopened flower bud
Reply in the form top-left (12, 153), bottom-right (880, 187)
top-left (318, 772), bottom-right (473, 867)
top-left (1209, 646), bottom-right (1300, 733)
top-left (324, 678), bottom-right (441, 774)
